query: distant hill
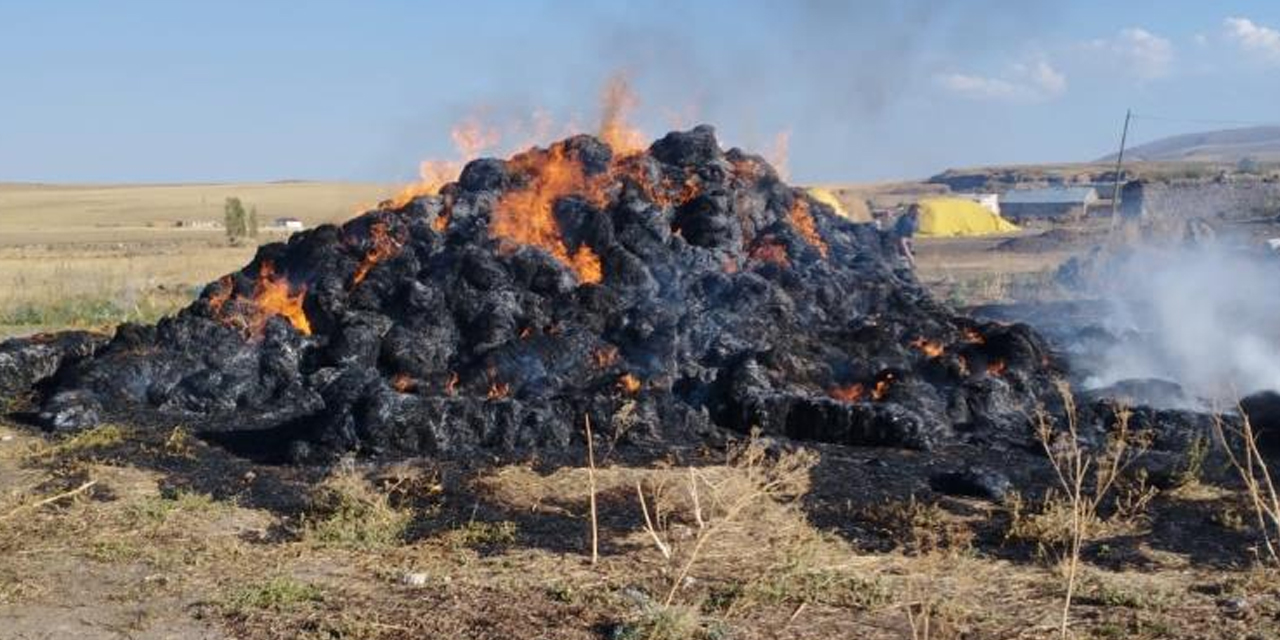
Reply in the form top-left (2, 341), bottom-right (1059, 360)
top-left (1097, 125), bottom-right (1280, 163)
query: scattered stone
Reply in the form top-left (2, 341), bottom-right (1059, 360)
top-left (1218, 595), bottom-right (1248, 619)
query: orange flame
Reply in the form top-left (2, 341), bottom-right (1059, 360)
top-left (722, 257), bottom-right (739, 274)
top-left (618, 373), bottom-right (641, 395)
top-left (987, 360), bottom-right (1007, 377)
top-left (910, 337), bottom-right (945, 359)
top-left (829, 383), bottom-right (865, 403)
top-left (491, 144), bottom-right (604, 284)
top-left (385, 116), bottom-right (501, 210)
top-left (731, 156), bottom-right (763, 181)
top-left (207, 275), bottom-right (234, 313)
top-left (788, 198), bottom-right (828, 258)
top-left (598, 73), bottom-right (645, 155)
top-left (486, 367), bottom-right (510, 399)
top-left (962, 327), bottom-right (986, 344)
top-left (387, 160), bottom-right (462, 210)
top-left (446, 372), bottom-right (459, 396)
top-left (391, 373), bottom-right (416, 393)
top-left (451, 115), bottom-right (501, 159)
top-left (487, 381), bottom-right (510, 400)
top-left (351, 222), bottom-right (403, 287)
top-left (432, 205), bottom-right (451, 232)
top-left (251, 262), bottom-right (312, 336)
top-left (593, 346), bottom-right (619, 368)
top-left (749, 237), bottom-right (791, 268)
top-left (872, 373), bottom-right (894, 401)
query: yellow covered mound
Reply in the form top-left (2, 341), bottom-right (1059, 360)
top-left (916, 197), bottom-right (1018, 237)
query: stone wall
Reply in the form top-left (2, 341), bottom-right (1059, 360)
top-left (1131, 177), bottom-right (1280, 221)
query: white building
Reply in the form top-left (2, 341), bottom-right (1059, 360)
top-left (952, 193), bottom-right (1001, 215)
top-left (272, 217), bottom-right (305, 231)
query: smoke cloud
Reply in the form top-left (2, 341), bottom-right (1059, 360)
top-left (1085, 243), bottom-right (1280, 405)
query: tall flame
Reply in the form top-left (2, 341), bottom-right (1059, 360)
top-left (598, 73), bottom-right (645, 155)
top-left (788, 198), bottom-right (828, 258)
top-left (491, 144), bottom-right (604, 284)
top-left (385, 116), bottom-right (501, 210)
top-left (766, 129), bottom-right (791, 180)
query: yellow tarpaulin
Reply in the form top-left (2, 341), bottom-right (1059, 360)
top-left (916, 197), bottom-right (1018, 237)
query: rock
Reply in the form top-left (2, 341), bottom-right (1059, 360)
top-left (1218, 595), bottom-right (1248, 619)
top-left (401, 572), bottom-right (429, 587)
top-left (929, 466), bottom-right (1014, 502)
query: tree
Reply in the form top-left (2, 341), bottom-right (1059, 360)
top-left (223, 197), bottom-right (248, 242)
top-left (247, 205), bottom-right (260, 239)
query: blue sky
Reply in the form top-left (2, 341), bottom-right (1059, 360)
top-left (2, 0), bottom-right (1279, 184)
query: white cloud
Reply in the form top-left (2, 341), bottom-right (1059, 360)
top-left (937, 59), bottom-right (1066, 103)
top-left (1224, 17), bottom-right (1280, 64)
top-left (1081, 27), bottom-right (1175, 80)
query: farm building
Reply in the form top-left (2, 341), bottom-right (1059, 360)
top-left (999, 187), bottom-right (1099, 221)
top-left (272, 217), bottom-right (306, 231)
top-left (952, 193), bottom-right (1001, 215)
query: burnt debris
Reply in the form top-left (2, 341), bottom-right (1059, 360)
top-left (0, 126), bottom-right (1059, 463)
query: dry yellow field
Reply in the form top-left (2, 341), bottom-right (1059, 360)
top-left (0, 182), bottom-right (395, 337)
top-left (0, 181), bottom-right (395, 246)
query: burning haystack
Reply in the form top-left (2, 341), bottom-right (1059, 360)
top-left (0, 126), bottom-right (1056, 462)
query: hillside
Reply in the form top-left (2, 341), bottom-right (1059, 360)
top-left (1096, 125), bottom-right (1280, 163)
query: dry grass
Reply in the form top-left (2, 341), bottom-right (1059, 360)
top-left (1213, 411), bottom-right (1280, 564)
top-left (0, 181), bottom-right (394, 243)
top-left (0, 181), bottom-right (393, 337)
top-left (302, 465), bottom-right (413, 550)
top-left (1023, 383), bottom-right (1154, 638)
top-left (3, 416), bottom-right (1280, 639)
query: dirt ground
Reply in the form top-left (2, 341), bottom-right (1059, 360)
top-left (3, 412), bottom-right (1279, 640)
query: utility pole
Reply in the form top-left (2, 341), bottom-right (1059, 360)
top-left (1109, 109), bottom-right (1132, 226)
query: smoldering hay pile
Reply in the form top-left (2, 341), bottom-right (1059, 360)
top-left (0, 126), bottom-right (1059, 463)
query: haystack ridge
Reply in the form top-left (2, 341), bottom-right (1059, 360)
top-left (1, 126), bottom-right (1056, 462)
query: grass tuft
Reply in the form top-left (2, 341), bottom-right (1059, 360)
top-left (303, 467), bottom-right (411, 549)
top-left (28, 425), bottom-right (127, 460)
top-left (223, 576), bottom-right (323, 612)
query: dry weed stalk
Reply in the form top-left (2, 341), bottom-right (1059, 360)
top-left (585, 414), bottom-right (599, 565)
top-left (1212, 410), bottom-right (1280, 564)
top-left (1036, 381), bottom-right (1146, 639)
top-left (1, 479), bottom-right (98, 521)
top-left (633, 435), bottom-right (817, 606)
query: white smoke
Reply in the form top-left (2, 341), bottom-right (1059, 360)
top-left (1086, 243), bottom-right (1280, 403)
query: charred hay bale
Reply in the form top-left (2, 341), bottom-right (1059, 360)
top-left (4, 125), bottom-right (1063, 463)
